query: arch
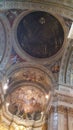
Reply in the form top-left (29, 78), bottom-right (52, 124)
top-left (0, 14), bottom-right (12, 71)
top-left (1, 62), bottom-right (55, 126)
top-left (59, 39), bottom-right (73, 86)
top-left (6, 62), bottom-right (56, 89)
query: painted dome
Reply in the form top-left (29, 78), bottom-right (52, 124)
top-left (17, 11), bottom-right (64, 58)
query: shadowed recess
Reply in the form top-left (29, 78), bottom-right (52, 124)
top-left (17, 11), bottom-right (64, 58)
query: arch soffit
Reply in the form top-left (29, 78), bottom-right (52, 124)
top-left (0, 14), bottom-right (12, 72)
top-left (6, 62), bottom-right (56, 89)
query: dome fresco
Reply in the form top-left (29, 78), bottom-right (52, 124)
top-left (4, 63), bottom-right (53, 121)
top-left (6, 85), bottom-right (47, 120)
top-left (17, 11), bottom-right (64, 58)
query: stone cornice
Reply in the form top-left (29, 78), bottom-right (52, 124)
top-left (54, 90), bottom-right (73, 109)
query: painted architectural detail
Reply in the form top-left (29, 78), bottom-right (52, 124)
top-left (63, 17), bottom-right (72, 29)
top-left (5, 9), bottom-right (25, 27)
top-left (8, 48), bottom-right (26, 67)
top-left (6, 63), bottom-right (55, 90)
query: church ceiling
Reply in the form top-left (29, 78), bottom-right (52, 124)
top-left (0, 1), bottom-right (73, 129)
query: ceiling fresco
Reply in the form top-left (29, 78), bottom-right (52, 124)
top-left (17, 11), bottom-right (64, 58)
top-left (7, 67), bottom-right (52, 92)
top-left (6, 85), bottom-right (47, 120)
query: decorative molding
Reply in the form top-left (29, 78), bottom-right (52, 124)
top-left (54, 90), bottom-right (73, 108)
top-left (1, 1), bottom-right (73, 20)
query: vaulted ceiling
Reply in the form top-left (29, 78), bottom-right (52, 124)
top-left (0, 0), bottom-right (73, 129)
